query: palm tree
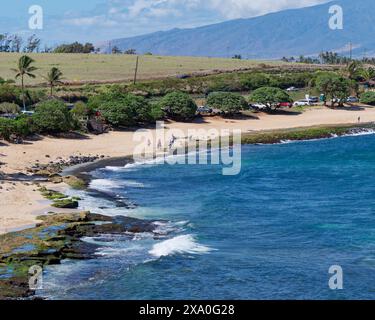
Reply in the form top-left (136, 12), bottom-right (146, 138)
top-left (43, 67), bottom-right (64, 96)
top-left (12, 55), bottom-right (37, 111)
top-left (345, 60), bottom-right (362, 80)
top-left (359, 67), bottom-right (375, 83)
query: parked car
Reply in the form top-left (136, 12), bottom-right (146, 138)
top-left (293, 99), bottom-right (312, 106)
top-left (331, 98), bottom-right (343, 104)
top-left (0, 113), bottom-right (17, 119)
top-left (278, 102), bottom-right (292, 108)
top-left (21, 110), bottom-right (35, 116)
top-left (347, 96), bottom-right (359, 103)
top-left (309, 96), bottom-right (319, 103)
top-left (197, 106), bottom-right (213, 114)
top-left (286, 87), bottom-right (299, 92)
top-left (251, 103), bottom-right (269, 111)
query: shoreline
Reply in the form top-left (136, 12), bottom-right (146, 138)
top-left (2, 107), bottom-right (375, 234)
top-left (1, 120), bottom-right (375, 299)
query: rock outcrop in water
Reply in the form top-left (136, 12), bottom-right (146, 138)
top-left (0, 211), bottom-right (162, 300)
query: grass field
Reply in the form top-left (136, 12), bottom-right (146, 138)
top-left (0, 53), bottom-right (287, 86)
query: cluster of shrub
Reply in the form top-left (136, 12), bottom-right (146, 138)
top-left (0, 82), bottom-right (258, 142)
top-left (359, 91), bottom-right (375, 106)
top-left (117, 71), bottom-right (315, 97)
top-left (3, 67), bottom-right (373, 143)
top-left (0, 81), bottom-right (46, 106)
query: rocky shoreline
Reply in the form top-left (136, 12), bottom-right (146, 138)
top-left (1, 123), bottom-right (375, 299)
top-left (0, 211), bottom-right (165, 300)
top-left (0, 155), bottom-right (143, 300)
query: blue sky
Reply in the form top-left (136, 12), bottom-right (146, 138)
top-left (0, 0), bottom-right (329, 45)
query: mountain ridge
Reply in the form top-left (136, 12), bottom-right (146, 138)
top-left (101, 0), bottom-right (375, 59)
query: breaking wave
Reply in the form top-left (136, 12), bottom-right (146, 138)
top-left (149, 235), bottom-right (213, 258)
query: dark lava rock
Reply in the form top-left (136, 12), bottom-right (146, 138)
top-left (0, 211), bottom-right (164, 300)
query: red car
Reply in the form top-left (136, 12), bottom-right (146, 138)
top-left (278, 102), bottom-right (292, 108)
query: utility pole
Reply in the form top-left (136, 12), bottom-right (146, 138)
top-left (349, 42), bottom-right (352, 60)
top-left (133, 55), bottom-right (139, 84)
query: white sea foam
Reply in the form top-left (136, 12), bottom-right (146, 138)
top-left (105, 147), bottom-right (216, 172)
top-left (89, 178), bottom-right (144, 192)
top-left (149, 235), bottom-right (213, 258)
top-left (342, 128), bottom-right (375, 137)
top-left (105, 156), bottom-right (167, 172)
top-left (152, 220), bottom-right (190, 235)
top-left (272, 129), bottom-right (375, 145)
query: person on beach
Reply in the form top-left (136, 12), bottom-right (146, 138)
top-left (358, 116), bottom-right (361, 123)
top-left (157, 139), bottom-right (162, 150)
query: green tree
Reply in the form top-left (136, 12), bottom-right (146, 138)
top-left (360, 92), bottom-right (375, 105)
top-left (158, 91), bottom-right (197, 121)
top-left (93, 94), bottom-right (157, 127)
top-left (0, 102), bottom-right (21, 114)
top-left (249, 87), bottom-right (291, 107)
top-left (206, 92), bottom-right (247, 115)
top-left (359, 67), bottom-right (375, 83)
top-left (53, 42), bottom-right (95, 53)
top-left (345, 60), bottom-right (362, 80)
top-left (111, 46), bottom-right (122, 54)
top-left (0, 117), bottom-right (33, 141)
top-left (43, 67), bottom-right (64, 96)
top-left (71, 101), bottom-right (94, 119)
top-left (32, 100), bottom-right (73, 133)
top-left (240, 73), bottom-right (270, 90)
top-left (315, 73), bottom-right (352, 107)
top-left (0, 84), bottom-right (22, 105)
top-left (11, 55), bottom-right (37, 110)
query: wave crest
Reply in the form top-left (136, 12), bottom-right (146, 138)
top-left (149, 235), bottom-right (213, 258)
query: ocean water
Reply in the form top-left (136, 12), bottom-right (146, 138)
top-left (39, 134), bottom-right (375, 300)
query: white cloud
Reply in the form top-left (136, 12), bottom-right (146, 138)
top-left (104, 0), bottom-right (329, 20)
top-left (65, 0), bottom-right (329, 27)
top-left (206, 0), bottom-right (329, 19)
top-left (60, 0), bottom-right (330, 42)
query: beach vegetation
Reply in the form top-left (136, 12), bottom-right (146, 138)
top-left (242, 125), bottom-right (368, 145)
top-left (32, 100), bottom-right (73, 133)
top-left (0, 83), bottom-right (22, 105)
top-left (92, 94), bottom-right (156, 127)
top-left (0, 116), bottom-right (32, 140)
top-left (359, 91), bottom-right (375, 105)
top-left (315, 72), bottom-right (352, 107)
top-left (71, 101), bottom-right (94, 118)
top-left (206, 92), bottom-right (248, 115)
top-left (158, 91), bottom-right (197, 121)
top-left (240, 73), bottom-right (270, 90)
top-left (0, 102), bottom-right (21, 114)
top-left (249, 87), bottom-right (291, 105)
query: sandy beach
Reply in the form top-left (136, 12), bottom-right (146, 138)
top-left (1, 106), bottom-right (375, 234)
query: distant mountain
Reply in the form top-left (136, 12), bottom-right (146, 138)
top-left (101, 0), bottom-right (375, 59)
